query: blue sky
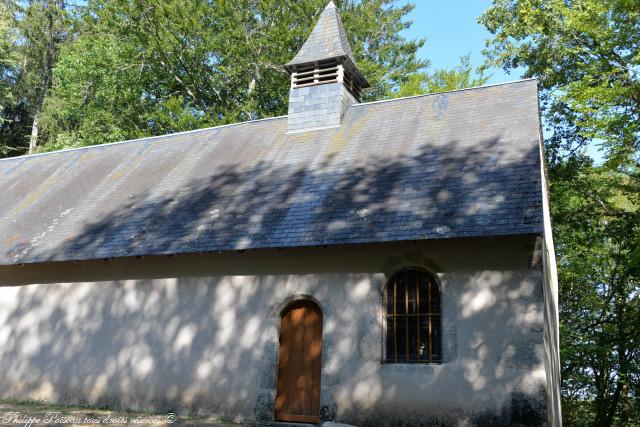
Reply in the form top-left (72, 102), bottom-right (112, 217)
top-left (400, 0), bottom-right (521, 84)
top-left (399, 0), bottom-right (605, 164)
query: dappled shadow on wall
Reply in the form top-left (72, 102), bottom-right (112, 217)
top-left (0, 271), bottom-right (547, 424)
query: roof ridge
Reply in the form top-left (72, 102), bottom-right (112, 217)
top-left (0, 79), bottom-right (537, 163)
top-left (353, 78), bottom-right (538, 108)
top-left (0, 115), bottom-right (288, 163)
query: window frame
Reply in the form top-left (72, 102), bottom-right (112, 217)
top-left (382, 267), bottom-right (443, 364)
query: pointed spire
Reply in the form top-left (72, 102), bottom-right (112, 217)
top-left (285, 1), bottom-right (369, 133)
top-left (286, 1), bottom-right (356, 69)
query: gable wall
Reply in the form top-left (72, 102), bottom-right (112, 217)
top-left (0, 237), bottom-right (550, 426)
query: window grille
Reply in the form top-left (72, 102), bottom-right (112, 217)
top-left (384, 269), bottom-right (442, 363)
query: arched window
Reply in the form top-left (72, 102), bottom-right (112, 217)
top-left (384, 268), bottom-right (442, 363)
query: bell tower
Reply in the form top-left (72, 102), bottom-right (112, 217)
top-left (285, 1), bottom-right (369, 133)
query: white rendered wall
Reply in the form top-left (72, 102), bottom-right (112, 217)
top-left (0, 238), bottom-right (550, 426)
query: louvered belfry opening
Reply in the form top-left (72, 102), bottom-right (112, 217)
top-left (290, 59), bottom-right (362, 101)
top-left (291, 60), bottom-right (339, 87)
top-left (385, 269), bottom-right (442, 364)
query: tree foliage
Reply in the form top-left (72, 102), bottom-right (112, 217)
top-left (0, 0), bottom-right (488, 155)
top-left (36, 0), bottom-right (430, 151)
top-left (396, 53), bottom-right (488, 98)
top-left (551, 158), bottom-right (639, 426)
top-left (481, 1), bottom-right (640, 425)
top-left (0, 0), bottom-right (71, 156)
top-left (482, 0), bottom-right (639, 168)
top-left (0, 1), bottom-right (18, 126)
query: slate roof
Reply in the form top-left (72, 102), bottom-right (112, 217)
top-left (0, 80), bottom-right (543, 265)
top-left (286, 1), bottom-right (356, 69)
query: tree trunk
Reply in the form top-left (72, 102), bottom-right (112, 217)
top-left (28, 103), bottom-right (41, 154)
top-left (598, 280), bottom-right (631, 427)
top-left (620, 377), bottom-right (630, 425)
top-left (616, 290), bottom-right (630, 425)
top-left (593, 368), bottom-right (613, 427)
top-left (28, 0), bottom-right (59, 154)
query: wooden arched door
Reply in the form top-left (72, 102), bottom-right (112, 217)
top-left (275, 299), bottom-right (322, 423)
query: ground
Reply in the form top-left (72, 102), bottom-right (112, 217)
top-left (0, 400), bottom-right (248, 426)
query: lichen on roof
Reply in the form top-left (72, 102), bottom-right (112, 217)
top-left (0, 80), bottom-right (544, 265)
